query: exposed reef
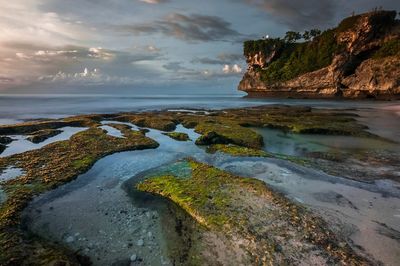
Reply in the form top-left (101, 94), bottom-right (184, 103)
top-left (0, 123), bottom-right (158, 265)
top-left (0, 105), bottom-right (398, 264)
top-left (163, 132), bottom-right (190, 141)
top-left (137, 160), bottom-right (373, 265)
top-left (239, 10), bottom-right (400, 100)
top-left (27, 129), bottom-right (62, 144)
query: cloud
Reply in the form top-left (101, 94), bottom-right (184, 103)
top-left (243, 0), bottom-right (338, 30)
top-left (145, 45), bottom-right (161, 52)
top-left (0, 41), bottom-right (164, 89)
top-left (138, 0), bottom-right (169, 4)
top-left (163, 62), bottom-right (189, 72)
top-left (117, 13), bottom-right (241, 42)
top-left (37, 67), bottom-right (136, 85)
top-left (192, 53), bottom-right (244, 65)
top-left (222, 64), bottom-right (242, 74)
top-left (0, 76), bottom-right (15, 83)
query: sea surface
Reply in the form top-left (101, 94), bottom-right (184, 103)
top-left (1, 93), bottom-right (400, 265)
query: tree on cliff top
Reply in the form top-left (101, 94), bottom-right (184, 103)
top-left (284, 31), bottom-right (302, 43)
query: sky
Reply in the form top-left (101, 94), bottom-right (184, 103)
top-left (0, 0), bottom-right (399, 94)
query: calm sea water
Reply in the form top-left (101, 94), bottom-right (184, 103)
top-left (0, 93), bottom-right (399, 141)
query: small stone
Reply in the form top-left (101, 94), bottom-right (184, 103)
top-left (137, 239), bottom-right (144, 246)
top-left (65, 236), bottom-right (74, 243)
top-left (147, 231), bottom-right (152, 238)
top-left (130, 254), bottom-right (137, 262)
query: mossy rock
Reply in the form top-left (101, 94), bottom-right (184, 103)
top-left (194, 121), bottom-right (263, 149)
top-left (27, 129), bottom-right (63, 144)
top-left (0, 136), bottom-right (12, 145)
top-left (115, 114), bottom-right (177, 131)
top-left (137, 159), bottom-right (371, 265)
top-left (0, 126), bottom-right (159, 265)
top-left (163, 132), bottom-right (190, 141)
top-left (207, 144), bottom-right (271, 157)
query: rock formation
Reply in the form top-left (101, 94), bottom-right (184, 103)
top-left (239, 10), bottom-right (400, 100)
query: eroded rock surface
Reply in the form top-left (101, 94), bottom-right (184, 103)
top-left (239, 10), bottom-right (400, 100)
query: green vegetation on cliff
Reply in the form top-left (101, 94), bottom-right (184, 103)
top-left (373, 39), bottom-right (400, 58)
top-left (243, 38), bottom-right (286, 58)
top-left (245, 29), bottom-right (342, 83)
top-left (243, 10), bottom-right (398, 84)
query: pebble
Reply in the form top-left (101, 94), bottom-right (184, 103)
top-left (65, 236), bottom-right (74, 243)
top-left (130, 254), bottom-right (137, 262)
top-left (147, 231), bottom-right (152, 238)
top-left (137, 239), bottom-right (144, 246)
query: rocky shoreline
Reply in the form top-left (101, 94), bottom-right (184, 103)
top-left (239, 10), bottom-right (400, 100)
top-left (0, 105), bottom-right (399, 265)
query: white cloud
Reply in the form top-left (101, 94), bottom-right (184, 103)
top-left (0, 2), bottom-right (90, 46)
top-left (88, 47), bottom-right (113, 59)
top-left (38, 67), bottom-right (134, 85)
top-left (222, 64), bottom-right (242, 74)
top-left (146, 45), bottom-right (160, 52)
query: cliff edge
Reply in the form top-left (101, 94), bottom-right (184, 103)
top-left (239, 10), bottom-right (400, 100)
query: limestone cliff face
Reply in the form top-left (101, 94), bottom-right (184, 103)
top-left (239, 11), bottom-right (400, 100)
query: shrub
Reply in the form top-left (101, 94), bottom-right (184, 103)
top-left (258, 29), bottom-right (342, 83)
top-left (372, 39), bottom-right (400, 59)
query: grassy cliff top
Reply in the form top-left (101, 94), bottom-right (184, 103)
top-left (243, 10), bottom-right (398, 83)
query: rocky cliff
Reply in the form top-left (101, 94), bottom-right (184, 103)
top-left (239, 10), bottom-right (400, 100)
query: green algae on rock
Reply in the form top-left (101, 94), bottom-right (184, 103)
top-left (194, 120), bottom-right (263, 149)
top-left (0, 104), bottom-right (390, 264)
top-left (0, 126), bottom-right (159, 265)
top-left (115, 113), bottom-right (177, 131)
top-left (207, 144), bottom-right (271, 157)
top-left (27, 129), bottom-right (63, 144)
top-left (163, 132), bottom-right (190, 141)
top-left (137, 159), bottom-right (372, 265)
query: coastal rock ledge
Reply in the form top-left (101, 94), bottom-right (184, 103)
top-left (239, 10), bottom-right (400, 100)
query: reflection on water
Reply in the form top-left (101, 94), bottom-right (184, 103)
top-left (0, 166), bottom-right (24, 181)
top-left (99, 125), bottom-right (124, 138)
top-left (0, 127), bottom-right (88, 157)
top-left (252, 127), bottom-right (400, 157)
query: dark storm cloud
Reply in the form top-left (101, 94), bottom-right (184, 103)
top-left (192, 53), bottom-right (244, 65)
top-left (244, 0), bottom-right (338, 30)
top-left (117, 13), bottom-right (241, 42)
top-left (243, 0), bottom-right (400, 31)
